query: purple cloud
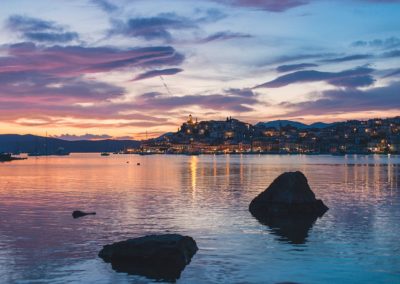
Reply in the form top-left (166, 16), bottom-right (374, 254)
top-left (214, 0), bottom-right (309, 12)
top-left (0, 42), bottom-right (184, 75)
top-left (52, 133), bottom-right (113, 141)
top-left (321, 54), bottom-right (373, 63)
top-left (133, 88), bottom-right (261, 112)
top-left (280, 81), bottom-right (400, 116)
top-left (255, 66), bottom-right (375, 88)
top-left (132, 68), bottom-right (183, 81)
top-left (215, 0), bottom-right (400, 12)
top-left (352, 37), bottom-right (400, 49)
top-left (0, 41), bottom-right (186, 126)
top-left (6, 15), bottom-right (79, 43)
top-left (382, 49), bottom-right (400, 58)
top-left (0, 71), bottom-right (124, 101)
top-left (276, 63), bottom-right (318, 73)
top-left (383, 69), bottom-right (400, 78)
top-left (90, 0), bottom-right (118, 13)
top-left (110, 13), bottom-right (196, 41)
top-left (200, 31), bottom-right (252, 43)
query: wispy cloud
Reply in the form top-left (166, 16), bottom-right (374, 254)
top-left (383, 68), bottom-right (400, 78)
top-left (276, 63), bottom-right (318, 73)
top-left (213, 0), bottom-right (310, 12)
top-left (90, 0), bottom-right (118, 13)
top-left (255, 66), bottom-right (375, 88)
top-left (0, 41), bottom-right (185, 125)
top-left (382, 49), bottom-right (400, 58)
top-left (0, 42), bottom-right (184, 76)
top-left (0, 71), bottom-right (124, 101)
top-left (321, 54), bottom-right (373, 63)
top-left (52, 133), bottom-right (113, 140)
top-left (352, 37), bottom-right (400, 49)
top-left (6, 15), bottom-right (79, 43)
top-left (109, 13), bottom-right (196, 42)
top-left (280, 81), bottom-right (400, 116)
top-left (200, 31), bottom-right (252, 43)
top-left (132, 68), bottom-right (183, 81)
top-left (133, 88), bottom-right (262, 112)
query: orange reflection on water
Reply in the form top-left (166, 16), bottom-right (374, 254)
top-left (190, 156), bottom-right (198, 196)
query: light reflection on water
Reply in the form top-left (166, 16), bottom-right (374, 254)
top-left (0, 154), bottom-right (399, 283)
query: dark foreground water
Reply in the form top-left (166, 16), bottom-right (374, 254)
top-left (0, 154), bottom-right (399, 283)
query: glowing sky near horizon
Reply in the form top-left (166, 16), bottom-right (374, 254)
top-left (0, 0), bottom-right (399, 140)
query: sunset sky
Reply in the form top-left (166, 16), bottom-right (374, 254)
top-left (1, 0), bottom-right (399, 140)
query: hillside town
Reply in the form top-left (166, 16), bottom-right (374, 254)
top-left (140, 115), bottom-right (400, 155)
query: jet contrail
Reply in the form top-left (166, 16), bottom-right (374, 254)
top-left (160, 76), bottom-right (172, 96)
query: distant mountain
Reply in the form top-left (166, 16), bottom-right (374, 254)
top-left (0, 134), bottom-right (140, 153)
top-left (308, 122), bottom-right (334, 129)
top-left (256, 120), bottom-right (334, 129)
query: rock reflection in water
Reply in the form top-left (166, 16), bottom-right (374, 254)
top-left (254, 213), bottom-right (322, 244)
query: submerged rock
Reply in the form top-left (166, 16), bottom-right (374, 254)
top-left (72, 210), bottom-right (96, 219)
top-left (249, 171), bottom-right (328, 244)
top-left (98, 234), bottom-right (198, 281)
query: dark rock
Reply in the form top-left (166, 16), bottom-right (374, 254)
top-left (249, 171), bottom-right (328, 217)
top-left (72, 210), bottom-right (96, 219)
top-left (249, 171), bottom-right (328, 244)
top-left (98, 234), bottom-right (198, 281)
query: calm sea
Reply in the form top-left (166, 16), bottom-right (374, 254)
top-left (0, 154), bottom-right (399, 283)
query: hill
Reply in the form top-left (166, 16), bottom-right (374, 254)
top-left (256, 120), bottom-right (334, 129)
top-left (0, 134), bottom-right (140, 153)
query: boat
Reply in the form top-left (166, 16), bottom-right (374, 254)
top-left (184, 151), bottom-right (201, 156)
top-left (28, 152), bottom-right (47, 157)
top-left (54, 147), bottom-right (70, 156)
top-left (101, 152), bottom-right (110, 156)
top-left (0, 153), bottom-right (27, 162)
top-left (139, 152), bottom-right (155, 155)
top-left (0, 153), bottom-right (12, 162)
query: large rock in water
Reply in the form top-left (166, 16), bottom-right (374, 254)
top-left (249, 171), bottom-right (328, 244)
top-left (249, 171), bottom-right (328, 217)
top-left (98, 234), bottom-right (198, 281)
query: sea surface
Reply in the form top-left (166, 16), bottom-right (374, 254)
top-left (0, 153), bottom-right (399, 283)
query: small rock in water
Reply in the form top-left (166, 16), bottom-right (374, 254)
top-left (72, 210), bottom-right (96, 219)
top-left (98, 234), bottom-right (198, 281)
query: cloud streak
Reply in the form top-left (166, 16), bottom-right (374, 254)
top-left (215, 0), bottom-right (400, 12)
top-left (200, 31), bottom-right (252, 43)
top-left (255, 66), bottom-right (375, 88)
top-left (0, 42), bottom-right (184, 76)
top-left (110, 13), bottom-right (196, 41)
top-left (133, 88), bottom-right (261, 112)
top-left (52, 133), bottom-right (113, 140)
top-left (214, 0), bottom-right (309, 12)
top-left (280, 81), bottom-right (400, 116)
top-left (132, 68), bottom-right (183, 81)
top-left (0, 41), bottom-right (186, 126)
top-left (91, 0), bottom-right (118, 13)
top-left (321, 54), bottom-right (373, 63)
top-left (276, 63), bottom-right (318, 73)
top-left (352, 36), bottom-right (400, 49)
top-left (6, 15), bottom-right (79, 43)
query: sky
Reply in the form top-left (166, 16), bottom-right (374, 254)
top-left (0, 0), bottom-right (399, 140)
